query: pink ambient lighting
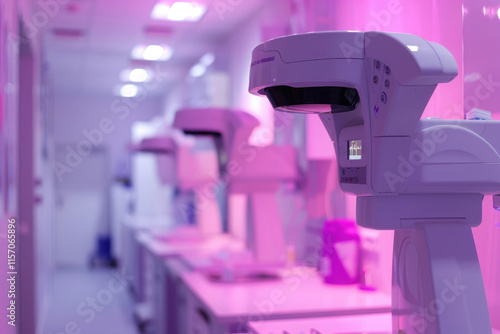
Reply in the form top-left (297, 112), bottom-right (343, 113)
top-left (151, 1), bottom-right (207, 22)
top-left (482, 6), bottom-right (500, 19)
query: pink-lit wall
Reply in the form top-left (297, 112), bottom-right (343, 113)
top-left (303, 0), bottom-right (464, 160)
top-left (294, 0), bottom-right (467, 297)
top-left (463, 1), bottom-right (500, 328)
top-left (316, 0), bottom-right (499, 327)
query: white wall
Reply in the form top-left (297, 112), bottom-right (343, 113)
top-left (223, 1), bottom-right (295, 147)
top-left (52, 92), bottom-right (163, 268)
top-left (53, 93), bottom-right (163, 177)
top-left (163, 83), bottom-right (186, 125)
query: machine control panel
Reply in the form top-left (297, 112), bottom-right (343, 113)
top-left (372, 59), bottom-right (392, 116)
top-left (340, 167), bottom-right (367, 184)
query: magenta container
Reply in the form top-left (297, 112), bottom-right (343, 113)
top-left (320, 219), bottom-right (361, 284)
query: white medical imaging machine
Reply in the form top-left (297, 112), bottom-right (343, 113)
top-left (249, 31), bottom-right (499, 334)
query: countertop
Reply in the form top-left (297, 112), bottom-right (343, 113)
top-left (170, 260), bottom-right (392, 323)
top-left (137, 228), bottom-right (245, 258)
top-left (247, 313), bottom-right (392, 334)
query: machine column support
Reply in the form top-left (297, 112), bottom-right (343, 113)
top-left (393, 221), bottom-right (491, 334)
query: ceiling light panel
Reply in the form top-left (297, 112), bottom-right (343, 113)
top-left (131, 44), bottom-right (173, 61)
top-left (120, 68), bottom-right (152, 83)
top-left (151, 1), bottom-right (207, 22)
top-left (119, 84), bottom-right (140, 97)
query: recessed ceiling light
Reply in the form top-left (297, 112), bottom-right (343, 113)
top-left (131, 44), bottom-right (173, 61)
top-left (129, 69), bottom-right (150, 82)
top-left (143, 45), bottom-right (165, 61)
top-left (189, 63), bottom-right (206, 77)
top-left (200, 53), bottom-right (215, 66)
top-left (119, 84), bottom-right (140, 98)
top-left (189, 53), bottom-right (216, 78)
top-left (151, 1), bottom-right (207, 22)
top-left (120, 68), bottom-right (152, 83)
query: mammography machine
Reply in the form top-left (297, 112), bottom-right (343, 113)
top-left (130, 134), bottom-right (178, 220)
top-left (127, 117), bottom-right (252, 330)
top-left (249, 31), bottom-right (499, 333)
top-left (173, 108), bottom-right (259, 233)
top-left (174, 108), bottom-right (300, 264)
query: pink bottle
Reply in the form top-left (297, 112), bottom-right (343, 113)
top-left (320, 219), bottom-right (361, 284)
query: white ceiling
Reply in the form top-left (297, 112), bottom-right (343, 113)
top-left (34, 0), bottom-right (266, 97)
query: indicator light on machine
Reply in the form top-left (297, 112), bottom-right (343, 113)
top-left (466, 108), bottom-right (492, 120)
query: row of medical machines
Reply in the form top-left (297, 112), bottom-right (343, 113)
top-left (128, 107), bottom-right (299, 264)
top-left (113, 105), bottom-right (395, 333)
top-left (115, 107), bottom-right (307, 332)
top-left (111, 30), bottom-right (500, 334)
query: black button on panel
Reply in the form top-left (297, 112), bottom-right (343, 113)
top-left (380, 92), bottom-right (387, 104)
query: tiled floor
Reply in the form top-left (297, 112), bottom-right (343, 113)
top-left (41, 268), bottom-right (139, 334)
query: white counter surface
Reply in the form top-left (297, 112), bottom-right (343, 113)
top-left (173, 262), bottom-right (392, 322)
top-left (246, 306), bottom-right (500, 334)
top-left (122, 213), bottom-right (174, 229)
top-left (248, 313), bottom-right (392, 334)
top-left (137, 229), bottom-right (245, 258)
